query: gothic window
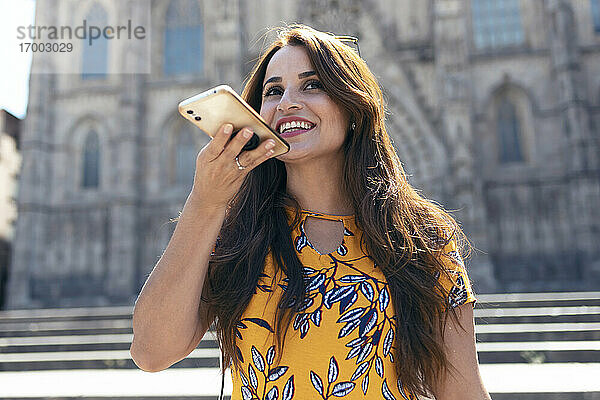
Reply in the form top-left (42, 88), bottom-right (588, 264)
top-left (82, 3), bottom-right (108, 79)
top-left (82, 130), bottom-right (100, 188)
top-left (174, 125), bottom-right (197, 186)
top-left (472, 0), bottom-right (525, 50)
top-left (497, 97), bottom-right (524, 163)
top-left (592, 0), bottom-right (600, 33)
top-left (163, 0), bottom-right (203, 76)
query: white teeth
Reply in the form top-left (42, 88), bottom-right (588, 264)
top-left (279, 120), bottom-right (314, 134)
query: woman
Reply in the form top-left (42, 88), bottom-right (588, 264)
top-left (130, 25), bottom-right (491, 400)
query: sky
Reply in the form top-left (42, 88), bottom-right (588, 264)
top-left (0, 0), bottom-right (36, 119)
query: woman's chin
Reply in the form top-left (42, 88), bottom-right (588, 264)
top-left (278, 144), bottom-right (311, 163)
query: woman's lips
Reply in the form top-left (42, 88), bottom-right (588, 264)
top-left (279, 125), bottom-right (315, 138)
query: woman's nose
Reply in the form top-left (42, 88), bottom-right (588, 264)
top-left (276, 89), bottom-right (302, 112)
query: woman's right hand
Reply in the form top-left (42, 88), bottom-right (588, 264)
top-left (187, 123), bottom-right (277, 212)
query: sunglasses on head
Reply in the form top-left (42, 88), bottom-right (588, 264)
top-left (332, 35), bottom-right (361, 58)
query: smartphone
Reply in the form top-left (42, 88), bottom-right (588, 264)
top-left (178, 85), bottom-right (290, 157)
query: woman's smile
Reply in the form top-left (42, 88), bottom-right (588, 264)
top-left (279, 124), bottom-right (315, 138)
top-left (277, 117), bottom-right (317, 138)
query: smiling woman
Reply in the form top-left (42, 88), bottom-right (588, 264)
top-left (130, 24), bottom-right (490, 400)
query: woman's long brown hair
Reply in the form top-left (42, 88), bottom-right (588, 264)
top-left (198, 24), bottom-right (473, 397)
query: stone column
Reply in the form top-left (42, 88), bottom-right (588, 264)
top-left (433, 0), bottom-right (496, 292)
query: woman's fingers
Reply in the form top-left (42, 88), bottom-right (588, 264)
top-left (191, 123), bottom-right (276, 210)
top-left (204, 123), bottom-right (234, 160)
top-left (238, 138), bottom-right (276, 170)
top-left (221, 127), bottom-right (257, 160)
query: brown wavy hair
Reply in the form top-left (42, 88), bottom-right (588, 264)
top-left (199, 24), bottom-right (472, 397)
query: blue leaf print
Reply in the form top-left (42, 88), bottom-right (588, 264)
top-left (383, 328), bottom-right (394, 356)
top-left (338, 318), bottom-right (360, 338)
top-left (339, 275), bottom-right (366, 283)
top-left (357, 342), bottom-right (374, 364)
top-left (295, 235), bottom-right (307, 252)
top-left (350, 361), bottom-right (369, 381)
top-left (310, 371), bottom-right (324, 396)
top-left (237, 321), bottom-right (248, 329)
top-left (375, 356), bottom-right (384, 378)
top-left (337, 307), bottom-right (365, 323)
top-left (248, 364), bottom-right (258, 390)
top-left (360, 281), bottom-right (375, 301)
top-left (382, 379), bottom-right (397, 400)
top-left (372, 328), bottom-right (382, 345)
top-left (307, 273), bottom-right (326, 291)
top-left (251, 345), bottom-right (265, 372)
top-left (327, 286), bottom-right (355, 305)
top-left (346, 336), bottom-right (367, 348)
top-left (337, 243), bottom-right (348, 256)
top-left (268, 366), bottom-right (288, 382)
top-left (244, 318), bottom-right (274, 333)
top-left (293, 313), bottom-right (308, 330)
top-left (241, 386), bottom-right (252, 400)
top-left (361, 374), bottom-right (369, 395)
top-left (379, 287), bottom-right (390, 312)
top-left (339, 290), bottom-right (358, 314)
top-left (298, 297), bottom-right (314, 312)
top-left (266, 386), bottom-right (279, 400)
top-left (344, 227), bottom-right (354, 236)
top-left (235, 330), bottom-right (243, 340)
top-left (444, 250), bottom-right (464, 268)
top-left (303, 266), bottom-right (316, 275)
top-left (345, 344), bottom-right (362, 360)
top-left (359, 309), bottom-right (378, 337)
top-left (282, 375), bottom-right (295, 400)
top-left (266, 345), bottom-right (275, 366)
top-left (328, 356), bottom-right (339, 383)
top-left (300, 320), bottom-right (310, 339)
top-left (240, 370), bottom-right (249, 386)
top-left (311, 309), bottom-right (322, 326)
top-left (331, 381), bottom-right (355, 397)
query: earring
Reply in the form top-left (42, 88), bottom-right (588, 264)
top-left (351, 122), bottom-right (356, 131)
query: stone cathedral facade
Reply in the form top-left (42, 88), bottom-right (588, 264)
top-left (5, 0), bottom-right (600, 309)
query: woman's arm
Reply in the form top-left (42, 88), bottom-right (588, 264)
top-left (129, 195), bottom-right (225, 372)
top-left (431, 303), bottom-right (492, 400)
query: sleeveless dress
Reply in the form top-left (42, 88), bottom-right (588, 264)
top-left (227, 206), bottom-right (477, 400)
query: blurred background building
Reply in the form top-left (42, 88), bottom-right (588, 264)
top-left (0, 110), bottom-right (21, 309)
top-left (4, 0), bottom-right (600, 309)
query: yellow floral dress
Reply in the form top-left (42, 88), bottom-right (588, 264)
top-left (228, 206), bottom-right (477, 400)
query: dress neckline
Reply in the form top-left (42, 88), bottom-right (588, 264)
top-left (284, 205), bottom-right (355, 221)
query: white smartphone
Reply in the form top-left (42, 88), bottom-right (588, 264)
top-left (178, 85), bottom-right (290, 157)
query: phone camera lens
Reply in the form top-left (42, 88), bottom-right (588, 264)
top-left (194, 116), bottom-right (202, 121)
top-left (186, 110), bottom-right (194, 114)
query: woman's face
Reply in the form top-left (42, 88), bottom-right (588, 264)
top-left (260, 45), bottom-right (349, 163)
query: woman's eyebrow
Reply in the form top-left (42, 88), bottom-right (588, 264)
top-left (262, 71), bottom-right (317, 89)
top-left (298, 70), bottom-right (316, 79)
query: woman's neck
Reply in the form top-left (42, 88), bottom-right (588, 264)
top-left (284, 156), bottom-right (353, 215)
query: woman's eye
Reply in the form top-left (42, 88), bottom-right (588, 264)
top-left (264, 86), bottom-right (283, 97)
top-left (305, 80), bottom-right (323, 90)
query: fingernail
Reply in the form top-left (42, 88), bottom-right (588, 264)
top-left (224, 124), bottom-right (233, 134)
top-left (266, 140), bottom-right (275, 149)
top-left (243, 129), bottom-right (252, 139)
